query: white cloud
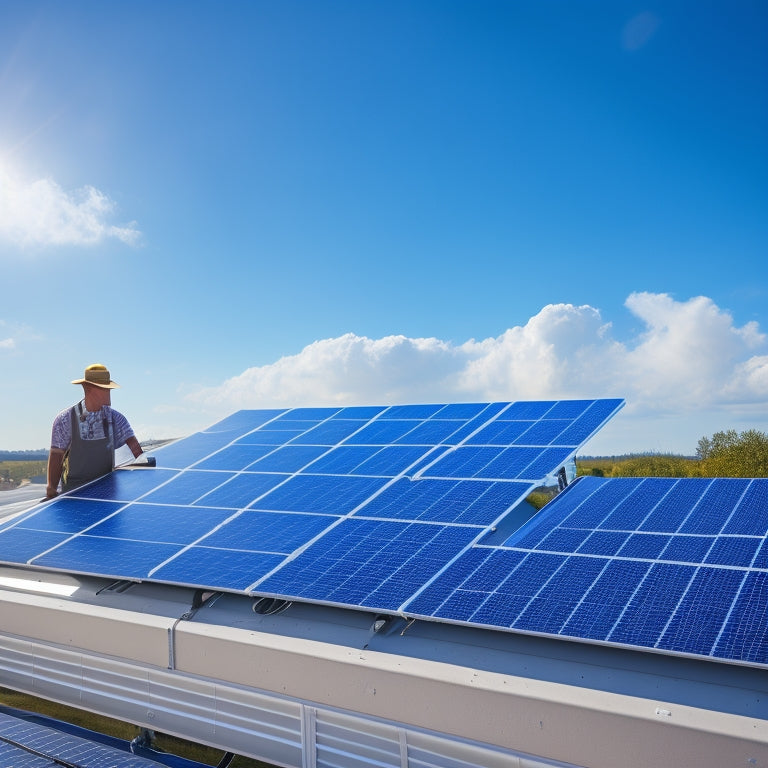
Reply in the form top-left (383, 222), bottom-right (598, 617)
top-left (179, 292), bottom-right (768, 455)
top-left (0, 337), bottom-right (14, 350)
top-left (187, 333), bottom-right (467, 408)
top-left (0, 163), bottom-right (140, 247)
top-left (621, 292), bottom-right (768, 410)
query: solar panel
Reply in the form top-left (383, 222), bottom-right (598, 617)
top-left (404, 476), bottom-right (768, 667)
top-left (0, 400), bottom-right (622, 601)
top-left (0, 710), bottom-right (159, 768)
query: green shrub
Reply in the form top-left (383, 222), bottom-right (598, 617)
top-left (696, 429), bottom-right (768, 478)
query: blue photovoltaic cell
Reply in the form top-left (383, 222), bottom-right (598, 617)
top-left (513, 555), bottom-right (607, 634)
top-left (754, 538), bottom-right (768, 569)
top-left (234, 429), bottom-right (304, 445)
top-left (0, 529), bottom-right (73, 562)
top-left (597, 477), bottom-right (673, 530)
top-left (264, 417), bottom-right (323, 432)
top-left (360, 477), bottom-right (532, 525)
top-left (277, 407), bottom-right (342, 420)
top-left (432, 402), bottom-right (490, 419)
top-left (659, 566), bottom-right (746, 656)
top-left (193, 473), bottom-right (289, 508)
top-left (251, 474), bottom-right (388, 514)
top-left (482, 447), bottom-right (553, 480)
top-left (193, 443), bottom-right (274, 470)
top-left (405, 476), bottom-right (768, 667)
top-left (555, 409), bottom-right (618, 446)
top-left (137, 470), bottom-right (238, 505)
top-left (563, 559), bottom-right (651, 640)
top-left (661, 535), bottom-right (714, 564)
top-left (705, 536), bottom-right (760, 568)
top-left (576, 530), bottom-right (629, 556)
top-left (13, 498), bottom-right (125, 534)
top-left (348, 445), bottom-right (434, 476)
top-left (421, 445), bottom-right (574, 481)
top-left (384, 404), bottom-right (444, 419)
top-left (715, 571), bottom-right (768, 664)
top-left (500, 401), bottom-right (557, 420)
top-left (152, 547), bottom-right (286, 591)
top-left (330, 405), bottom-right (387, 419)
top-left (616, 533), bottom-right (671, 560)
top-left (470, 553), bottom-right (567, 628)
top-left (197, 510), bottom-right (335, 552)
top-left (543, 400), bottom-right (596, 419)
top-left (243, 445), bottom-right (330, 473)
top-left (517, 447), bottom-right (574, 480)
top-left (298, 445), bottom-right (380, 474)
top-left (445, 410), bottom-right (510, 444)
top-left (465, 420), bottom-right (533, 445)
top-left (86, 504), bottom-right (234, 543)
top-left (344, 420), bottom-right (424, 445)
top-left (68, 468), bottom-right (180, 501)
top-left (550, 477), bottom-right (644, 531)
top-left (609, 563), bottom-right (694, 646)
top-left (34, 536), bottom-right (185, 579)
top-left (304, 445), bottom-right (428, 476)
top-left (394, 420), bottom-right (468, 445)
top-left (723, 480), bottom-right (768, 535)
top-left (154, 432), bottom-right (245, 469)
top-left (679, 479), bottom-right (751, 535)
top-left (255, 517), bottom-right (479, 611)
top-left (537, 526), bottom-right (592, 553)
top-left (638, 478), bottom-right (712, 532)
top-left (513, 419), bottom-right (572, 445)
top-left (289, 419), bottom-right (368, 445)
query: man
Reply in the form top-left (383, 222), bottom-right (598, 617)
top-left (46, 364), bottom-right (143, 498)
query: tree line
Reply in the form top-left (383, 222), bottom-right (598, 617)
top-left (0, 450), bottom-right (49, 462)
top-left (577, 429), bottom-right (768, 479)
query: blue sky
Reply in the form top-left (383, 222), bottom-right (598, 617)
top-left (1, 1), bottom-right (766, 455)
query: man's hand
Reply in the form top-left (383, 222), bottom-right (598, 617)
top-left (126, 435), bottom-right (143, 458)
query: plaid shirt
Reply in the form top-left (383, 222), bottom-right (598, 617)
top-left (51, 402), bottom-right (135, 451)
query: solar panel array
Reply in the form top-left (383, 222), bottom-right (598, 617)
top-left (0, 400), bottom-right (619, 607)
top-left (2, 397), bottom-right (766, 667)
top-left (0, 710), bottom-right (159, 768)
top-left (406, 476), bottom-right (768, 666)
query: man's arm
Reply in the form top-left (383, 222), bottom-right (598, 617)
top-left (125, 435), bottom-right (143, 458)
top-left (46, 448), bottom-right (65, 499)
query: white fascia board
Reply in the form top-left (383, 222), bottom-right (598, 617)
top-left (0, 587), bottom-right (174, 667)
top-left (173, 621), bottom-right (768, 758)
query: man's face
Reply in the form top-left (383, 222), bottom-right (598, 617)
top-left (85, 383), bottom-right (112, 406)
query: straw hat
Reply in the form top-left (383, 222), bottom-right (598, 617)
top-left (71, 364), bottom-right (120, 389)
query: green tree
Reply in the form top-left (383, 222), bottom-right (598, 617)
top-left (696, 429), bottom-right (768, 478)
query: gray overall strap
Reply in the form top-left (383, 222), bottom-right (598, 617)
top-left (62, 404), bottom-right (114, 492)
